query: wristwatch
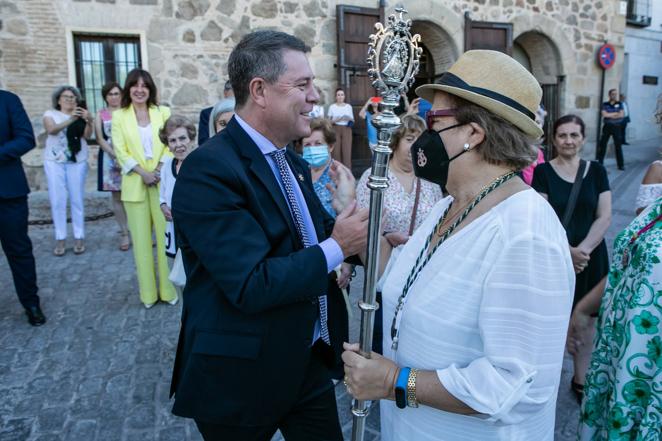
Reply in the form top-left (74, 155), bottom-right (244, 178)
top-left (394, 367), bottom-right (411, 409)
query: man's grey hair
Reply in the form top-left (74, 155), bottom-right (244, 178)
top-left (228, 30), bottom-right (310, 108)
top-left (51, 85), bottom-right (82, 110)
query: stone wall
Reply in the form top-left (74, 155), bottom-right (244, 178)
top-left (0, 0), bottom-right (626, 190)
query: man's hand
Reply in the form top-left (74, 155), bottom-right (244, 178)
top-left (331, 200), bottom-right (368, 258)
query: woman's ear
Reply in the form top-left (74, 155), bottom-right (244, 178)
top-left (328, 142), bottom-right (335, 153)
top-left (467, 122), bottom-right (485, 149)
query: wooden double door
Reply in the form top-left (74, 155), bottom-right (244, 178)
top-left (336, 8), bottom-right (561, 172)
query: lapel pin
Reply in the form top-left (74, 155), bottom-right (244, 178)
top-left (298, 173), bottom-right (304, 182)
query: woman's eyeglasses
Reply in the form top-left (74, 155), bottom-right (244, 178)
top-left (425, 109), bottom-right (458, 129)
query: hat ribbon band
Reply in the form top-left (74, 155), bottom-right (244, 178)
top-left (438, 72), bottom-right (536, 121)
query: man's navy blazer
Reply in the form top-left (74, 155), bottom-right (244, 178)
top-left (0, 90), bottom-right (36, 198)
top-left (170, 117), bottom-right (348, 425)
top-left (197, 106), bottom-right (212, 146)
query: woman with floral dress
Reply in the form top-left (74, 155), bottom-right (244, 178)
top-left (95, 82), bottom-right (130, 251)
top-left (578, 197), bottom-right (661, 440)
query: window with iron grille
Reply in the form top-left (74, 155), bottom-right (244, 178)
top-left (627, 0), bottom-right (652, 27)
top-left (73, 34), bottom-right (142, 117)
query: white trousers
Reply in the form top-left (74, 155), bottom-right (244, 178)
top-left (44, 160), bottom-right (88, 240)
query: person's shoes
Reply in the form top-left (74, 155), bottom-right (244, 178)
top-left (53, 240), bottom-right (66, 256)
top-left (143, 302), bottom-right (156, 309)
top-left (618, 166), bottom-right (625, 171)
top-left (119, 232), bottom-right (130, 252)
top-left (73, 239), bottom-right (85, 254)
top-left (571, 377), bottom-right (584, 405)
top-left (166, 297), bottom-right (179, 306)
top-left (623, 142), bottom-right (629, 145)
top-left (25, 306), bottom-right (46, 326)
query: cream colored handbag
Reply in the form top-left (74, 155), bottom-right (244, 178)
top-left (169, 249), bottom-right (186, 287)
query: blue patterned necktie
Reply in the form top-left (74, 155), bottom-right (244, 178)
top-left (269, 149), bottom-right (330, 345)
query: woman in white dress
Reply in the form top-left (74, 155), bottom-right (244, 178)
top-left (342, 50), bottom-right (575, 441)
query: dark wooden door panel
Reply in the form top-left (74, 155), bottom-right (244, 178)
top-left (336, 4), bottom-right (383, 175)
top-left (464, 13), bottom-right (513, 56)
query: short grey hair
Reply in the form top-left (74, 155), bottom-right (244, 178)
top-left (51, 85), bottom-right (82, 110)
top-left (209, 97), bottom-right (236, 138)
top-left (228, 30), bottom-right (310, 108)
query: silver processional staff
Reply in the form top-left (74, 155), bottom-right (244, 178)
top-left (350, 6), bottom-right (422, 441)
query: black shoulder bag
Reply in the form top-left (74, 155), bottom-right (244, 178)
top-left (561, 159), bottom-right (587, 230)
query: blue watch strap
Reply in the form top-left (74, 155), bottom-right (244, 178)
top-left (395, 367), bottom-right (411, 409)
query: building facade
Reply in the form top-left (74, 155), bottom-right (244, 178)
top-left (0, 0), bottom-right (626, 188)
top-left (622, 0), bottom-right (662, 142)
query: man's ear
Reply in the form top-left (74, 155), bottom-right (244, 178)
top-left (467, 122), bottom-right (486, 149)
top-left (248, 78), bottom-right (267, 109)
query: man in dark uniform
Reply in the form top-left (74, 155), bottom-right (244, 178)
top-left (0, 90), bottom-right (45, 326)
top-left (596, 88), bottom-right (625, 170)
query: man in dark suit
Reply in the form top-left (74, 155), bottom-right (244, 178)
top-left (198, 80), bottom-right (234, 146)
top-left (170, 31), bottom-right (368, 441)
top-left (0, 90), bottom-right (45, 326)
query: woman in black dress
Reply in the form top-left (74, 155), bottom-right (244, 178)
top-left (532, 114), bottom-right (611, 401)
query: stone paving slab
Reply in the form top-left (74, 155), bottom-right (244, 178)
top-left (1, 137), bottom-right (659, 440)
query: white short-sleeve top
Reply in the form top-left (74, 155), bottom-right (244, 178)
top-left (327, 103), bottom-right (354, 126)
top-left (43, 109), bottom-right (88, 163)
top-left (379, 188), bottom-right (575, 441)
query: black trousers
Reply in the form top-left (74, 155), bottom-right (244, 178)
top-left (0, 196), bottom-right (39, 309)
top-left (596, 123), bottom-right (624, 169)
top-left (194, 342), bottom-right (343, 441)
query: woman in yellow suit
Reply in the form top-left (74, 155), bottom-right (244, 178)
top-left (112, 69), bottom-right (177, 308)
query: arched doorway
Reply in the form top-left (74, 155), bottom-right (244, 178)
top-left (513, 31), bottom-right (564, 155)
top-left (409, 20), bottom-right (458, 103)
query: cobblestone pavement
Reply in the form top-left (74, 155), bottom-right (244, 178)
top-left (1, 137), bottom-right (659, 441)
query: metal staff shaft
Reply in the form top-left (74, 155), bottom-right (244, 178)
top-left (350, 6), bottom-right (421, 441)
top-left (350, 108), bottom-right (400, 441)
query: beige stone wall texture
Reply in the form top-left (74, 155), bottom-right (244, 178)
top-left (0, 0), bottom-right (625, 190)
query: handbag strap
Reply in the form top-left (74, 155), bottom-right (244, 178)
top-left (562, 159), bottom-right (586, 229)
top-left (408, 178), bottom-right (422, 236)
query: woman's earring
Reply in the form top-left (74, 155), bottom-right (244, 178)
top-left (463, 143), bottom-right (471, 151)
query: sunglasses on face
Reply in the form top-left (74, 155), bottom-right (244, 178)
top-left (425, 109), bottom-right (458, 129)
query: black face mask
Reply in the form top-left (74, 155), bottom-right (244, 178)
top-left (410, 123), bottom-right (467, 188)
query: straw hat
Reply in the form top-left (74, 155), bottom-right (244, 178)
top-left (416, 50), bottom-right (543, 138)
